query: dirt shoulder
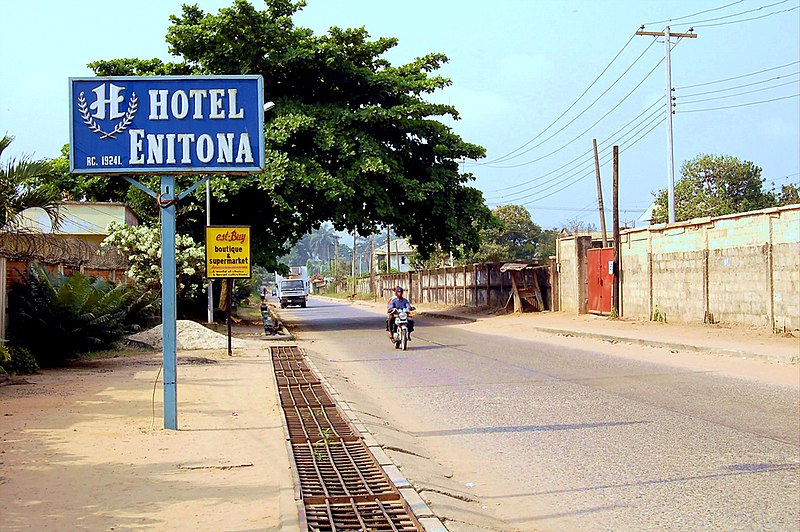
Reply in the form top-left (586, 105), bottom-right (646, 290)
top-left (0, 345), bottom-right (300, 531)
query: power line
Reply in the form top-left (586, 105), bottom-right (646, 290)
top-left (496, 116), bottom-right (665, 206)
top-left (679, 79), bottom-right (800, 104)
top-left (678, 71), bottom-right (799, 97)
top-left (487, 108), bottom-right (665, 202)
top-left (676, 60), bottom-right (799, 89)
top-left (473, 33), bottom-right (658, 167)
top-left (475, 33), bottom-right (639, 166)
top-left (517, 117), bottom-right (665, 208)
top-left (693, 5), bottom-right (799, 28)
top-left (681, 0), bottom-right (791, 25)
top-left (485, 53), bottom-right (666, 170)
top-left (487, 97), bottom-right (662, 194)
top-left (676, 93), bottom-right (799, 112)
top-left (643, 0), bottom-right (745, 25)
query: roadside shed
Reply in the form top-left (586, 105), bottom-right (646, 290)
top-left (500, 262), bottom-right (547, 313)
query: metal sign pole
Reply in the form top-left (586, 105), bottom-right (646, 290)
top-left (160, 175), bottom-right (178, 430)
top-left (227, 278), bottom-right (233, 356)
top-left (70, 75), bottom-right (266, 431)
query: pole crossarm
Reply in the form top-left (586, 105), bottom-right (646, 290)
top-left (636, 31), bottom-right (697, 38)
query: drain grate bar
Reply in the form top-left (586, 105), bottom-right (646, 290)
top-left (284, 405), bottom-right (358, 442)
top-left (271, 346), bottom-right (422, 531)
top-left (292, 441), bottom-right (396, 500)
top-left (304, 499), bottom-right (421, 532)
top-left (280, 384), bottom-right (336, 407)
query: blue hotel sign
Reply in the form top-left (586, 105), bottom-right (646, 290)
top-left (69, 75), bottom-right (264, 174)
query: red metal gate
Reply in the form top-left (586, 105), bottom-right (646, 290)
top-left (587, 248), bottom-right (614, 315)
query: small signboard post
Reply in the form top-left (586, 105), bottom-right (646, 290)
top-left (206, 226), bottom-right (252, 355)
top-left (69, 75), bottom-right (264, 429)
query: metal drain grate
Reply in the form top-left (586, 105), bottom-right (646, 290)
top-left (284, 405), bottom-right (359, 442)
top-left (272, 345), bottom-right (423, 531)
top-left (279, 383), bottom-right (336, 407)
top-left (303, 499), bottom-right (422, 532)
top-left (292, 440), bottom-right (398, 503)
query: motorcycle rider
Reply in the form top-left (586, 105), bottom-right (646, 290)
top-left (387, 286), bottom-right (415, 339)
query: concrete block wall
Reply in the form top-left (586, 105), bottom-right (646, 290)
top-left (771, 209), bottom-right (800, 329)
top-left (557, 236), bottom-right (580, 314)
top-left (619, 233), bottom-right (649, 318)
top-left (707, 246), bottom-right (769, 326)
top-left (651, 250), bottom-right (706, 322)
top-left (772, 241), bottom-right (800, 330)
top-left (558, 205), bottom-right (799, 329)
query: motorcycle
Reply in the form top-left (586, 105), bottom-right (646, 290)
top-left (389, 306), bottom-right (414, 351)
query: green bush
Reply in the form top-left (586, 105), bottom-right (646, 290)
top-left (7, 263), bottom-right (155, 367)
top-left (0, 346), bottom-right (39, 374)
top-left (0, 345), bottom-right (9, 368)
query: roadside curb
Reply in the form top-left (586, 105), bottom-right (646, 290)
top-left (431, 314), bottom-right (795, 364)
top-left (262, 303), bottom-right (295, 341)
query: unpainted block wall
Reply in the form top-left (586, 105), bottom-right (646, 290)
top-left (557, 236), bottom-right (591, 314)
top-left (557, 237), bottom-right (580, 314)
top-left (773, 241), bottom-right (800, 329)
top-left (561, 205), bottom-right (799, 329)
top-left (619, 234), bottom-right (649, 318)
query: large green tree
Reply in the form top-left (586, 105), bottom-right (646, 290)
top-left (489, 205), bottom-right (542, 259)
top-left (46, 0), bottom-right (493, 269)
top-left (0, 135), bottom-right (62, 231)
top-left (652, 154), bottom-right (776, 223)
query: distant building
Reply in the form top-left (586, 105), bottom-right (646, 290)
top-left (19, 201), bottom-right (139, 246)
top-left (374, 238), bottom-right (413, 273)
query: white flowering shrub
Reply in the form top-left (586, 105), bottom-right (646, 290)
top-left (102, 222), bottom-right (206, 302)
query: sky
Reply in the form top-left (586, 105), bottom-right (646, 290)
top-left (1, 0), bottom-right (798, 230)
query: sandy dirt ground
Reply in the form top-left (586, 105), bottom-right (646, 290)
top-left (1, 306), bottom-right (797, 531)
top-left (0, 324), bottom-right (300, 531)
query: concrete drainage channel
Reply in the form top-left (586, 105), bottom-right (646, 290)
top-left (272, 345), bottom-right (444, 531)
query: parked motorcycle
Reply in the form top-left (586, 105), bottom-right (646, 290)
top-left (389, 307), bottom-right (414, 350)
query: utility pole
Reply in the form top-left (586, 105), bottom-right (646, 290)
top-left (592, 138), bottom-right (609, 247)
top-left (612, 145), bottom-right (621, 316)
top-left (636, 26), bottom-right (697, 224)
top-left (370, 234), bottom-right (376, 297)
top-left (352, 231), bottom-right (357, 293)
top-left (334, 236), bottom-right (339, 274)
top-left (386, 226), bottom-right (391, 273)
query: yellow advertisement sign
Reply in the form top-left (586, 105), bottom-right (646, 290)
top-left (206, 226), bottom-right (251, 279)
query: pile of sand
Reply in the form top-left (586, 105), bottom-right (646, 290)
top-left (127, 320), bottom-right (253, 350)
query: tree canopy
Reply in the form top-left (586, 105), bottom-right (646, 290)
top-left (651, 154), bottom-right (777, 223)
top-left (50, 0), bottom-right (493, 269)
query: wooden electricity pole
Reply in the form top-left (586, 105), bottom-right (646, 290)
top-left (386, 227), bottom-right (391, 273)
top-left (370, 234), bottom-right (376, 296)
top-left (593, 138), bottom-right (609, 247)
top-left (612, 145), bottom-right (621, 316)
top-left (352, 232), bottom-right (357, 293)
top-left (334, 236), bottom-right (339, 274)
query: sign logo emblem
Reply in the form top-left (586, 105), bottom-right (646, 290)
top-left (77, 82), bottom-right (138, 139)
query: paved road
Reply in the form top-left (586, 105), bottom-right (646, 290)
top-left (279, 297), bottom-right (800, 531)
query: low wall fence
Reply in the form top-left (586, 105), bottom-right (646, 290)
top-left (1, 232), bottom-right (130, 340)
top-left (352, 262), bottom-right (550, 309)
top-left (555, 204), bottom-right (800, 329)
